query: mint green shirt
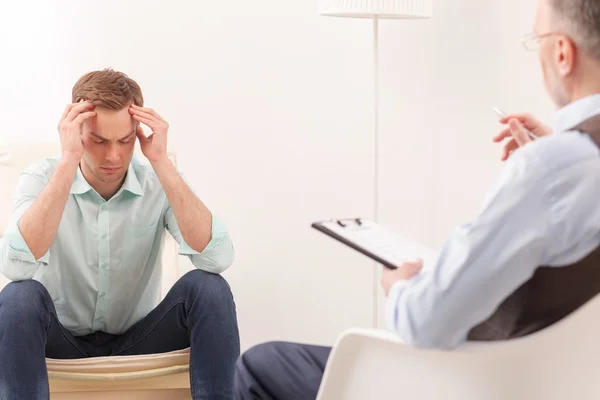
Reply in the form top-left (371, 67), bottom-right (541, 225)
top-left (0, 156), bottom-right (234, 336)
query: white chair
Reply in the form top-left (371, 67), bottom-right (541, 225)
top-left (316, 293), bottom-right (600, 400)
top-left (0, 140), bottom-right (192, 400)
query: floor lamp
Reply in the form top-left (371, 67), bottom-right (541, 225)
top-left (318, 0), bottom-right (433, 327)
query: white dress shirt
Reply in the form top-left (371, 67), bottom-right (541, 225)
top-left (385, 95), bottom-right (600, 349)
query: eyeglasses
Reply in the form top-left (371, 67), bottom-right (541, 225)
top-left (520, 32), bottom-right (565, 51)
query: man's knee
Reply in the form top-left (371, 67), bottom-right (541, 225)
top-left (235, 342), bottom-right (278, 393)
top-left (0, 280), bottom-right (52, 319)
top-left (237, 341), bottom-right (287, 379)
top-left (173, 269), bottom-right (233, 300)
top-left (236, 341), bottom-right (318, 399)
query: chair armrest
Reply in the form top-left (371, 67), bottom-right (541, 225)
top-left (315, 328), bottom-right (512, 400)
top-left (316, 328), bottom-right (407, 400)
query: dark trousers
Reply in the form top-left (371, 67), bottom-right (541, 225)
top-left (234, 341), bottom-right (332, 400)
top-left (0, 269), bottom-right (240, 400)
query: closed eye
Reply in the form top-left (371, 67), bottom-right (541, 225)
top-left (119, 133), bottom-right (136, 144)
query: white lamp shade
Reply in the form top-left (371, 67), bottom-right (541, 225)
top-left (319, 0), bottom-right (432, 18)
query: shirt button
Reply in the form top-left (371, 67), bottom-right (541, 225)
top-left (101, 233), bottom-right (108, 239)
top-left (100, 263), bottom-right (108, 269)
top-left (100, 292), bottom-right (106, 297)
top-left (96, 317), bottom-right (104, 321)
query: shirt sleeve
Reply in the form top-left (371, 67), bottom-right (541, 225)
top-left (384, 150), bottom-right (560, 349)
top-left (163, 172), bottom-right (234, 274)
top-left (0, 171), bottom-right (50, 281)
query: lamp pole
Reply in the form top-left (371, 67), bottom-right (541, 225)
top-left (373, 15), bottom-right (380, 328)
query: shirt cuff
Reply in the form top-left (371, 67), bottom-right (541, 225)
top-left (177, 214), bottom-right (229, 256)
top-left (5, 223), bottom-right (49, 265)
top-left (384, 279), bottom-right (410, 333)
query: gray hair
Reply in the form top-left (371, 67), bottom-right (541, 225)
top-left (550, 0), bottom-right (600, 59)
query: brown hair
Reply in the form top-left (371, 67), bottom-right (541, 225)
top-left (550, 0), bottom-right (600, 60)
top-left (72, 68), bottom-right (144, 109)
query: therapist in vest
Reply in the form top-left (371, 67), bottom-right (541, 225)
top-left (0, 69), bottom-right (239, 400)
top-left (234, 0), bottom-right (600, 398)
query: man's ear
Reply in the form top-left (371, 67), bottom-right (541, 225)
top-left (557, 36), bottom-right (577, 76)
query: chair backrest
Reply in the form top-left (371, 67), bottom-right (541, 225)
top-left (0, 141), bottom-right (179, 295)
top-left (317, 292), bottom-right (600, 400)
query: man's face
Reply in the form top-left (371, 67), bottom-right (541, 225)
top-left (535, 0), bottom-right (570, 107)
top-left (81, 106), bottom-right (137, 185)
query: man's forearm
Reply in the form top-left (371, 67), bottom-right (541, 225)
top-left (151, 156), bottom-right (213, 252)
top-left (18, 155), bottom-right (79, 259)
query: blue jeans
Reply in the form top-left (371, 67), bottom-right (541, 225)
top-left (234, 342), bottom-right (331, 400)
top-left (0, 269), bottom-right (240, 400)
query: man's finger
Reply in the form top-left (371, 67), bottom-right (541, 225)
top-left (66, 102), bottom-right (94, 122)
top-left (131, 104), bottom-right (163, 121)
top-left (499, 113), bottom-right (534, 125)
top-left (406, 258), bottom-right (424, 268)
top-left (396, 258), bottom-right (424, 280)
top-left (508, 118), bottom-right (532, 146)
top-left (492, 128), bottom-right (512, 143)
top-left (61, 104), bottom-right (76, 121)
top-left (130, 107), bottom-right (158, 122)
top-left (72, 111), bottom-right (97, 125)
top-left (501, 138), bottom-right (518, 161)
top-left (132, 113), bottom-right (155, 128)
top-left (398, 259), bottom-right (424, 272)
top-left (132, 108), bottom-right (163, 123)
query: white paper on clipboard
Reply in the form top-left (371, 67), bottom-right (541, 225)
top-left (315, 219), bottom-right (438, 269)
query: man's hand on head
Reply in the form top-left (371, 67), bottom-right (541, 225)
top-left (58, 100), bottom-right (96, 162)
top-left (381, 259), bottom-right (424, 296)
top-left (129, 104), bottom-right (169, 163)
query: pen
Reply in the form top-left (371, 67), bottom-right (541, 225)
top-left (493, 107), bottom-right (538, 140)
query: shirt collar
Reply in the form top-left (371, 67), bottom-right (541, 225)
top-left (119, 161), bottom-right (144, 196)
top-left (70, 159), bottom-right (144, 197)
top-left (552, 94), bottom-right (600, 134)
top-left (70, 166), bottom-right (93, 195)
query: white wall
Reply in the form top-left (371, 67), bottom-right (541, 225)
top-left (0, 0), bottom-right (376, 351)
top-left (0, 0), bottom-right (555, 350)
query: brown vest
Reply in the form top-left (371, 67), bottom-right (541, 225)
top-left (468, 119), bottom-right (600, 341)
top-left (467, 244), bottom-right (600, 341)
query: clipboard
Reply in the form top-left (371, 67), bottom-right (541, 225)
top-left (311, 218), bottom-right (437, 270)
